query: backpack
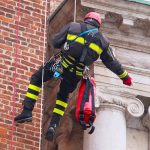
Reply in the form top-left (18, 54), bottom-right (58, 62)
top-left (75, 77), bottom-right (96, 134)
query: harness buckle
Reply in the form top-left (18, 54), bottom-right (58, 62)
top-left (64, 42), bottom-right (70, 51)
top-left (83, 66), bottom-right (90, 79)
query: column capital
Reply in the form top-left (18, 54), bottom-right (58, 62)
top-left (95, 88), bottom-right (144, 118)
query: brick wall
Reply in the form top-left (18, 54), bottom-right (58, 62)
top-left (0, 0), bottom-right (63, 149)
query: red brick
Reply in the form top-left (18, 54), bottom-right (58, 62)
top-left (0, 142), bottom-right (7, 149)
top-left (17, 137), bottom-right (34, 145)
top-left (21, 60), bottom-right (36, 68)
top-left (0, 94), bottom-right (11, 100)
top-left (0, 138), bottom-right (7, 144)
top-left (30, 58), bottom-right (42, 65)
top-left (0, 0), bottom-right (64, 149)
top-left (31, 0), bottom-right (41, 4)
top-left (0, 127), bottom-right (7, 138)
top-left (0, 44), bottom-right (13, 51)
top-left (31, 39), bottom-right (43, 46)
top-left (0, 7), bottom-right (15, 15)
top-left (20, 0), bottom-right (31, 6)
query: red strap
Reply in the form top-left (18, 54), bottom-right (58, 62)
top-left (11, 0), bottom-right (20, 149)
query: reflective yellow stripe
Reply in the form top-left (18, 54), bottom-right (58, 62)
top-left (67, 55), bottom-right (84, 67)
top-left (89, 43), bottom-right (103, 54)
top-left (28, 84), bottom-right (41, 92)
top-left (67, 34), bottom-right (77, 41)
top-left (53, 108), bottom-right (64, 116)
top-left (68, 55), bottom-right (75, 61)
top-left (76, 71), bottom-right (83, 76)
top-left (75, 37), bottom-right (85, 44)
top-left (64, 58), bottom-right (73, 65)
top-left (62, 61), bottom-right (68, 68)
top-left (119, 70), bottom-right (128, 79)
top-left (61, 63), bottom-right (83, 76)
top-left (26, 92), bottom-right (38, 100)
top-left (67, 34), bottom-right (85, 44)
top-left (79, 62), bottom-right (84, 66)
top-left (67, 34), bottom-right (103, 55)
top-left (56, 100), bottom-right (68, 108)
top-left (63, 57), bottom-right (84, 71)
top-left (76, 66), bottom-right (84, 71)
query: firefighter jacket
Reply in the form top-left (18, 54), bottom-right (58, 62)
top-left (52, 22), bottom-right (129, 80)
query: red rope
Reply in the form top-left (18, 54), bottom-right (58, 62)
top-left (11, 0), bottom-right (20, 149)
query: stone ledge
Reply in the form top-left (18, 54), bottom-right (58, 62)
top-left (81, 0), bottom-right (150, 20)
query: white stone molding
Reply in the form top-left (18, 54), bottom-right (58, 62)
top-left (142, 106), bottom-right (150, 129)
top-left (95, 89), bottom-right (144, 118)
top-left (127, 98), bottom-right (144, 117)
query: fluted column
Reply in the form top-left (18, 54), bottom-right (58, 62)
top-left (83, 89), bottom-right (144, 150)
top-left (143, 107), bottom-right (150, 128)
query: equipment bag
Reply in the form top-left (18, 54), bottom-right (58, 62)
top-left (75, 77), bottom-right (96, 134)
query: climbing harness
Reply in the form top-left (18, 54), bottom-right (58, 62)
top-left (53, 62), bottom-right (63, 79)
top-left (44, 51), bottom-right (63, 79)
top-left (63, 28), bottom-right (98, 51)
top-left (62, 22), bottom-right (99, 78)
top-left (83, 66), bottom-right (90, 78)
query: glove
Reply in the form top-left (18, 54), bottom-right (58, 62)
top-left (123, 76), bottom-right (132, 86)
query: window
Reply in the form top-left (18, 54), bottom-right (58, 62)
top-left (128, 0), bottom-right (150, 5)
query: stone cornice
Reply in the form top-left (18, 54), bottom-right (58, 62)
top-left (102, 30), bottom-right (150, 54)
top-left (95, 61), bottom-right (150, 77)
top-left (81, 0), bottom-right (150, 20)
top-left (81, 0), bottom-right (150, 53)
top-left (96, 88), bottom-right (144, 117)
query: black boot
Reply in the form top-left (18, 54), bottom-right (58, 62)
top-left (14, 108), bottom-right (32, 123)
top-left (45, 124), bottom-right (57, 141)
top-left (14, 99), bottom-right (36, 123)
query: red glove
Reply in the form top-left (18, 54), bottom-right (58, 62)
top-left (123, 76), bottom-right (132, 86)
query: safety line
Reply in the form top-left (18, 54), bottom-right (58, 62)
top-left (74, 0), bottom-right (77, 22)
top-left (39, 0), bottom-right (48, 149)
top-left (11, 0), bottom-right (20, 150)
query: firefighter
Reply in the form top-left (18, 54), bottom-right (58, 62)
top-left (14, 12), bottom-right (132, 141)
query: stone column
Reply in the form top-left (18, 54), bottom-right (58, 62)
top-left (83, 90), bottom-right (144, 150)
top-left (142, 106), bottom-right (150, 150)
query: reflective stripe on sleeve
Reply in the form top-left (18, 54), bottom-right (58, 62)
top-left (89, 43), bottom-right (103, 55)
top-left (119, 70), bottom-right (128, 79)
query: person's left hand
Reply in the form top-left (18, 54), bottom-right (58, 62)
top-left (123, 76), bottom-right (133, 86)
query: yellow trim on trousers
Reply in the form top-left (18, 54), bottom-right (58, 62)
top-left (26, 92), bottom-right (38, 100)
top-left (53, 108), bottom-right (64, 116)
top-left (56, 100), bottom-right (68, 108)
top-left (28, 84), bottom-right (41, 92)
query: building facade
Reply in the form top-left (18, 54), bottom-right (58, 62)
top-left (0, 0), bottom-right (150, 150)
top-left (81, 0), bottom-right (150, 150)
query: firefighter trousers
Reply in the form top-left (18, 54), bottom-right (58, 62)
top-left (23, 60), bottom-right (82, 126)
